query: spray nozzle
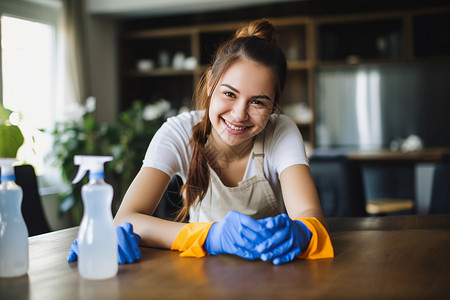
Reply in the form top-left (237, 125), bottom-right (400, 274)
top-left (72, 155), bottom-right (113, 184)
top-left (0, 158), bottom-right (19, 182)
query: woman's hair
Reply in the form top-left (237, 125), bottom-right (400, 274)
top-left (176, 18), bottom-right (287, 221)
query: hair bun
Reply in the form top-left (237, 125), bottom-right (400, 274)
top-left (235, 18), bottom-right (278, 43)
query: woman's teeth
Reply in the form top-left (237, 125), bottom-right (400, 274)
top-left (224, 119), bottom-right (247, 130)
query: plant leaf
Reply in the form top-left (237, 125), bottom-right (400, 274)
top-left (0, 124), bottom-right (25, 158)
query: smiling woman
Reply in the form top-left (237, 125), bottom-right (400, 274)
top-left (107, 18), bottom-right (333, 268)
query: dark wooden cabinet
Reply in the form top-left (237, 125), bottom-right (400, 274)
top-left (118, 6), bottom-right (450, 148)
top-left (413, 11), bottom-right (450, 58)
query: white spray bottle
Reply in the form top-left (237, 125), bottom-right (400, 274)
top-left (0, 158), bottom-right (29, 278)
top-left (72, 155), bottom-right (117, 280)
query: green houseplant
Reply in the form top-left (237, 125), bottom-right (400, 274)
top-left (51, 98), bottom-right (173, 223)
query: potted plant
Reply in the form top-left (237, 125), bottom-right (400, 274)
top-left (51, 98), bottom-right (174, 223)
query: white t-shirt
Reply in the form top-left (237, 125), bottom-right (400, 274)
top-left (142, 110), bottom-right (309, 202)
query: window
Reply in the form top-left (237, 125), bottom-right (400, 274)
top-left (0, 0), bottom-right (63, 172)
top-left (2, 15), bottom-right (55, 129)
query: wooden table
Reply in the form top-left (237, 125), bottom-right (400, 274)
top-left (1, 215), bottom-right (450, 300)
top-left (346, 148), bottom-right (450, 163)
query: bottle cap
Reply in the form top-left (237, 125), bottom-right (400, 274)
top-left (0, 158), bottom-right (18, 182)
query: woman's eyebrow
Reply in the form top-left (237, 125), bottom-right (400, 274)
top-left (251, 94), bottom-right (272, 101)
top-left (221, 83), bottom-right (272, 101)
top-left (221, 83), bottom-right (239, 93)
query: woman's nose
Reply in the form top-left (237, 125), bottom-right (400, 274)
top-left (230, 100), bottom-right (248, 122)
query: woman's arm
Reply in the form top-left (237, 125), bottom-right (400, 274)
top-left (260, 163), bottom-right (334, 262)
top-left (114, 167), bottom-right (186, 249)
top-left (280, 164), bottom-right (328, 231)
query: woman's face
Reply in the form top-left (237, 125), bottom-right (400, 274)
top-left (208, 59), bottom-right (275, 148)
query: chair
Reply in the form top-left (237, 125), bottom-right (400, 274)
top-left (14, 164), bottom-right (51, 236)
top-left (429, 155), bottom-right (450, 214)
top-left (309, 154), bottom-right (367, 217)
top-left (153, 175), bottom-right (184, 220)
top-left (362, 162), bottom-right (415, 215)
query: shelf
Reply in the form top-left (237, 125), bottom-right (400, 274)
top-left (200, 30), bottom-right (234, 65)
top-left (124, 69), bottom-right (196, 77)
top-left (278, 23), bottom-right (308, 61)
top-left (287, 60), bottom-right (310, 70)
top-left (119, 6), bottom-right (450, 147)
top-left (316, 58), bottom-right (409, 67)
top-left (318, 18), bottom-right (404, 62)
top-left (120, 75), bottom-right (194, 111)
top-left (123, 27), bottom-right (196, 39)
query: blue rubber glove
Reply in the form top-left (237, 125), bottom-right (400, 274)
top-left (117, 222), bottom-right (142, 264)
top-left (255, 214), bottom-right (312, 265)
top-left (204, 210), bottom-right (272, 260)
top-left (67, 222), bottom-right (141, 264)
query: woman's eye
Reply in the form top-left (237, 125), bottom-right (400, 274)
top-left (224, 92), bottom-right (235, 98)
top-left (250, 99), bottom-right (266, 106)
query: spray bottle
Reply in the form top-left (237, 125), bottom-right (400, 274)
top-left (0, 158), bottom-right (28, 278)
top-left (73, 155), bottom-right (117, 280)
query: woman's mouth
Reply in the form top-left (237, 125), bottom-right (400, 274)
top-left (222, 118), bottom-right (250, 131)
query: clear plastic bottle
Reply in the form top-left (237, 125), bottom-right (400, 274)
top-left (73, 155), bottom-right (118, 280)
top-left (0, 159), bottom-right (29, 278)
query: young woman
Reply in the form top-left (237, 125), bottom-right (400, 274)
top-left (69, 19), bottom-right (333, 265)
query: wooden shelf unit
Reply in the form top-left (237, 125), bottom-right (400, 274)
top-left (119, 5), bottom-right (450, 147)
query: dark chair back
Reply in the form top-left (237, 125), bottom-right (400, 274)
top-left (362, 162), bottom-right (415, 203)
top-left (153, 175), bottom-right (184, 220)
top-left (14, 165), bottom-right (51, 236)
top-left (429, 155), bottom-right (450, 214)
top-left (309, 154), bottom-right (367, 217)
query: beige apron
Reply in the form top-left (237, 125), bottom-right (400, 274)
top-left (189, 132), bottom-right (284, 223)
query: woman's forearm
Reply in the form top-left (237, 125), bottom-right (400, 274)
top-left (114, 212), bottom-right (185, 249)
top-left (113, 167), bottom-right (183, 249)
top-left (292, 208), bottom-right (329, 232)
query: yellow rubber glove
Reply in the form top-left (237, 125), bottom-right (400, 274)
top-left (171, 222), bottom-right (215, 257)
top-left (296, 217), bottom-right (334, 259)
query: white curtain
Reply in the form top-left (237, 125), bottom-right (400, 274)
top-left (62, 0), bottom-right (89, 106)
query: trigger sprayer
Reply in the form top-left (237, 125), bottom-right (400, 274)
top-left (0, 158), bottom-right (29, 278)
top-left (72, 155), bottom-right (118, 280)
top-left (72, 155), bottom-right (113, 184)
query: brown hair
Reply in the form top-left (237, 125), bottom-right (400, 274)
top-left (176, 18), bottom-right (287, 221)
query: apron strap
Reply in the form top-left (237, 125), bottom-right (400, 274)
top-left (252, 132), bottom-right (264, 175)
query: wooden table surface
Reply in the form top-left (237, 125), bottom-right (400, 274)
top-left (1, 215), bottom-right (450, 300)
top-left (346, 148), bottom-right (450, 162)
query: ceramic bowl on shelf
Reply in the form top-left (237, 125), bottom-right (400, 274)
top-left (136, 59), bottom-right (154, 72)
top-left (183, 56), bottom-right (197, 70)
